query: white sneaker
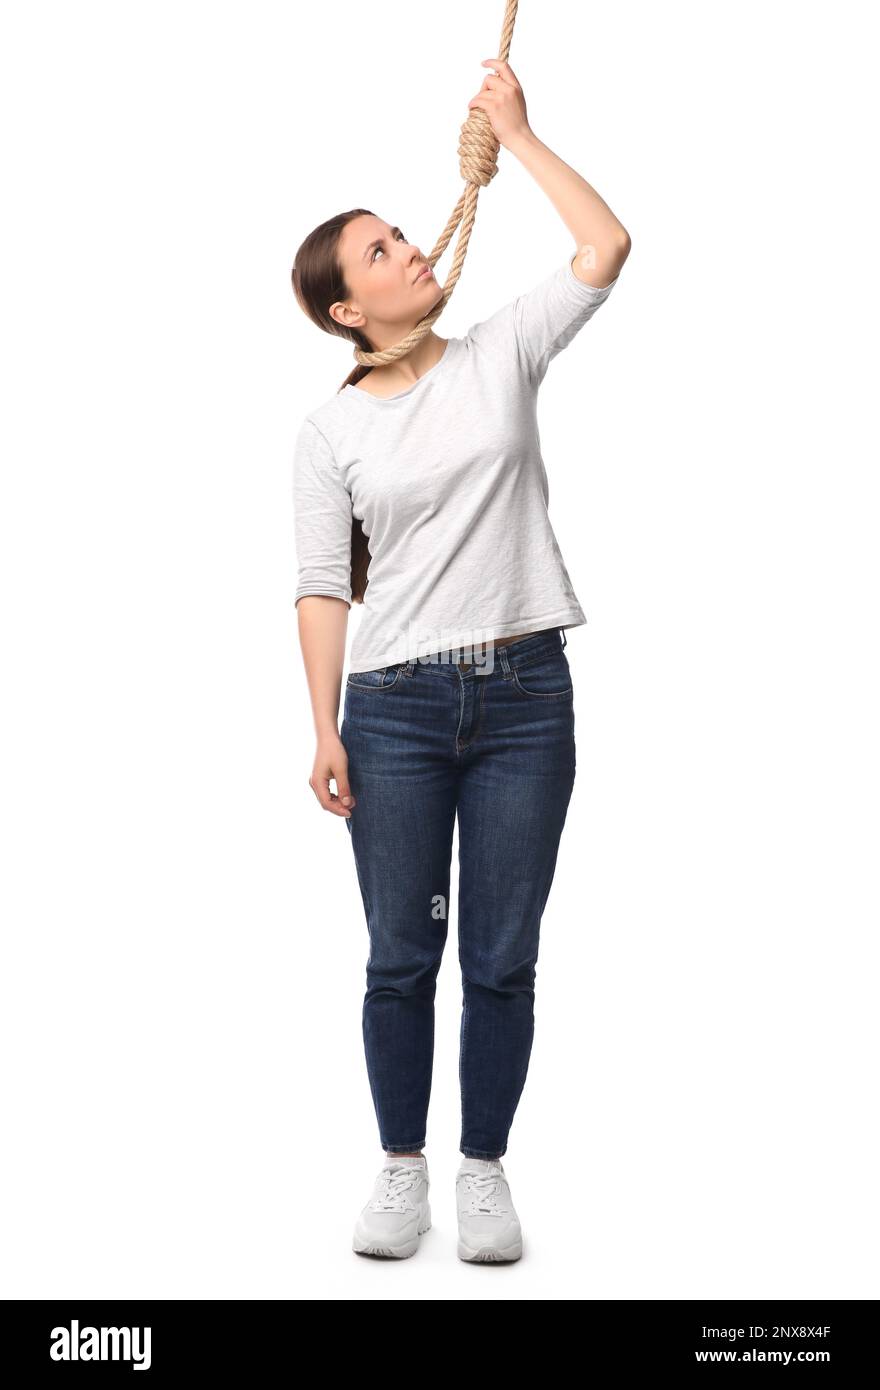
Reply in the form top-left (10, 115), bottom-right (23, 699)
top-left (352, 1155), bottom-right (431, 1259)
top-left (456, 1157), bottom-right (523, 1262)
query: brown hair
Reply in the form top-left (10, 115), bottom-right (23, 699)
top-left (291, 209), bottom-right (384, 605)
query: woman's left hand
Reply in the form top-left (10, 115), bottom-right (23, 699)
top-left (467, 58), bottom-right (531, 150)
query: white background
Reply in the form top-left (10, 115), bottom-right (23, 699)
top-left (1, 0), bottom-right (877, 1300)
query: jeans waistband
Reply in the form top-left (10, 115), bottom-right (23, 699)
top-left (392, 626), bottom-right (568, 679)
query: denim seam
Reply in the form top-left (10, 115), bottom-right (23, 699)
top-left (459, 986), bottom-right (470, 1148)
top-left (466, 673), bottom-right (488, 747)
top-left (511, 671), bottom-right (574, 700)
top-left (454, 674), bottom-right (468, 750)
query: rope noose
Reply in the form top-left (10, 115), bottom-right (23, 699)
top-left (352, 0), bottom-right (520, 368)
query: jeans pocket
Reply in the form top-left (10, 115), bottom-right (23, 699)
top-left (511, 649), bottom-right (573, 700)
top-left (346, 663), bottom-right (404, 691)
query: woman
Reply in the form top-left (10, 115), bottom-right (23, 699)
top-left (291, 57), bottom-right (630, 1262)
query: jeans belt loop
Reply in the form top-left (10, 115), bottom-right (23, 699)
top-left (498, 643), bottom-right (514, 680)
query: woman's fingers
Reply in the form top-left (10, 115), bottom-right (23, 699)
top-left (470, 58), bottom-right (521, 106)
top-left (481, 57), bottom-right (520, 85)
top-left (309, 766), bottom-right (356, 816)
top-left (335, 769), bottom-right (355, 812)
top-left (309, 772), bottom-right (335, 813)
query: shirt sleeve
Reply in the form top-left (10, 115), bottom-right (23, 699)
top-left (466, 255), bottom-right (618, 389)
top-left (292, 418), bottom-right (353, 608)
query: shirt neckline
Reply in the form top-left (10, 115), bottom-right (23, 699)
top-left (343, 337), bottom-right (459, 404)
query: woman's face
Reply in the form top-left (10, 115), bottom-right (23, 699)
top-left (331, 215), bottom-right (439, 340)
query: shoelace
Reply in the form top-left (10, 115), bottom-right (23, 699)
top-left (370, 1164), bottom-right (422, 1213)
top-left (459, 1171), bottom-right (509, 1217)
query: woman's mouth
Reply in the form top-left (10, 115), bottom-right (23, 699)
top-left (415, 265), bottom-right (433, 283)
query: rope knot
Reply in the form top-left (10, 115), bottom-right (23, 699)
top-left (457, 108), bottom-right (501, 188)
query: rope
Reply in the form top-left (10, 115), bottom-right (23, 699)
top-left (353, 0), bottom-right (519, 368)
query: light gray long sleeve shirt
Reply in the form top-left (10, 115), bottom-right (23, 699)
top-left (293, 255), bottom-right (618, 672)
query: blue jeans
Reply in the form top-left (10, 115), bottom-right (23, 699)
top-left (340, 627), bottom-right (576, 1160)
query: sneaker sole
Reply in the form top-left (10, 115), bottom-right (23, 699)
top-left (353, 1203), bottom-right (432, 1259)
top-left (457, 1234), bottom-right (522, 1263)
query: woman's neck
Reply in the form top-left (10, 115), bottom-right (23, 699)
top-left (356, 331), bottom-right (448, 395)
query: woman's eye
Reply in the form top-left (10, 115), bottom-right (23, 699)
top-left (372, 230), bottom-right (407, 262)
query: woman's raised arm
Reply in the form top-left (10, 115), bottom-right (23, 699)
top-left (467, 56), bottom-right (631, 286)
